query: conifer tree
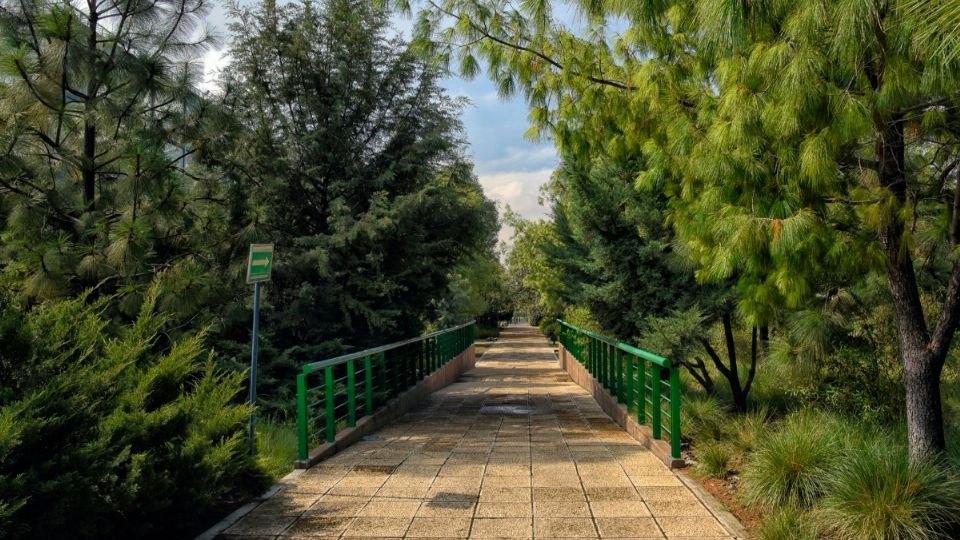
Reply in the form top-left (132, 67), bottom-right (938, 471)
top-left (0, 0), bottom-right (224, 304)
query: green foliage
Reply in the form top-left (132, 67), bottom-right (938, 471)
top-left (0, 284), bottom-right (269, 539)
top-left (681, 395), bottom-right (729, 442)
top-left (758, 506), bottom-right (818, 540)
top-left (743, 411), bottom-right (840, 508)
top-left (204, 0), bottom-right (498, 414)
top-left (728, 406), bottom-right (770, 454)
top-left (818, 438), bottom-right (960, 540)
top-left (695, 441), bottom-right (732, 478)
top-left (0, 0), bottom-right (231, 311)
top-left (255, 419), bottom-right (299, 481)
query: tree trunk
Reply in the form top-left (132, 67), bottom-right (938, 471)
top-left (82, 122), bottom-right (96, 210)
top-left (903, 348), bottom-right (947, 461)
top-left (83, 4), bottom-right (98, 211)
top-left (877, 112), bottom-right (948, 462)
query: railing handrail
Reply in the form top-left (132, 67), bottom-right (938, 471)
top-left (301, 321), bottom-right (476, 374)
top-left (558, 320), bottom-right (671, 367)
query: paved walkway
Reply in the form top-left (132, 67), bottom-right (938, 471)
top-left (219, 326), bottom-right (737, 539)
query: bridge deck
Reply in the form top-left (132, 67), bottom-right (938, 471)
top-left (220, 326), bottom-right (736, 539)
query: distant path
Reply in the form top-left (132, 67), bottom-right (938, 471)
top-left (218, 325), bottom-right (738, 539)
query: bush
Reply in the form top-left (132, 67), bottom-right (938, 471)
top-left (0, 286), bottom-right (270, 539)
top-left (743, 411), bottom-right (839, 508)
top-left (817, 438), bottom-right (960, 540)
top-left (695, 441), bottom-right (732, 477)
top-left (758, 506), bottom-right (818, 540)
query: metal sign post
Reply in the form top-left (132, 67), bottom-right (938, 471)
top-left (246, 244), bottom-right (274, 455)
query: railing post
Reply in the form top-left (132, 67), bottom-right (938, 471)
top-left (347, 359), bottom-right (357, 427)
top-left (324, 366), bottom-right (336, 443)
top-left (652, 368), bottom-right (662, 440)
top-left (625, 354), bottom-right (634, 411)
top-left (364, 355), bottom-right (374, 416)
top-left (297, 372), bottom-right (308, 461)
top-left (670, 365), bottom-right (682, 459)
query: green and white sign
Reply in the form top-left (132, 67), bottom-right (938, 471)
top-left (246, 244), bottom-right (274, 283)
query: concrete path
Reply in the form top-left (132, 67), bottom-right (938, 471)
top-left (218, 326), bottom-right (738, 539)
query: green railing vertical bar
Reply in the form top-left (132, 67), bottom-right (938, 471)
top-left (613, 349), bottom-right (626, 402)
top-left (364, 355), bottom-right (374, 416)
top-left (324, 366), bottom-right (336, 443)
top-left (669, 366), bottom-right (682, 459)
top-left (296, 373), bottom-right (309, 460)
top-left (638, 358), bottom-right (647, 424)
top-left (346, 359), bottom-right (357, 428)
top-left (651, 369), bottom-right (662, 440)
top-left (625, 354), bottom-right (634, 411)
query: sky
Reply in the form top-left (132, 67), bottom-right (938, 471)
top-left (201, 3), bottom-right (559, 246)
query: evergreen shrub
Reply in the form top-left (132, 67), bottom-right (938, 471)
top-left (0, 286), bottom-right (269, 539)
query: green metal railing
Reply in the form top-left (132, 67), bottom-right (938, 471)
top-left (296, 322), bottom-right (475, 461)
top-left (558, 320), bottom-right (682, 459)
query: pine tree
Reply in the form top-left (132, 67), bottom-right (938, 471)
top-left (0, 0), bottom-right (227, 305)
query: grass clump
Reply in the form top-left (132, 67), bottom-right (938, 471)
top-left (758, 506), bottom-right (818, 540)
top-left (682, 395), bottom-right (729, 441)
top-left (256, 419), bottom-right (298, 480)
top-left (743, 411), bottom-right (839, 508)
top-left (817, 438), bottom-right (960, 540)
top-left (695, 441), bottom-right (733, 477)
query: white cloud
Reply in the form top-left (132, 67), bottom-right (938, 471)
top-left (479, 168), bottom-right (553, 219)
top-left (476, 146), bottom-right (557, 174)
top-left (478, 168), bottom-right (554, 247)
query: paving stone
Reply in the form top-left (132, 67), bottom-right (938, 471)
top-left (224, 513), bottom-right (298, 535)
top-left (533, 501), bottom-right (592, 518)
top-left (655, 517), bottom-right (729, 537)
top-left (415, 500), bottom-right (476, 518)
top-left (588, 500), bottom-right (651, 518)
top-left (479, 487), bottom-right (532, 503)
top-left (357, 499), bottom-right (421, 518)
top-left (583, 487), bottom-right (640, 501)
top-left (594, 517), bottom-right (663, 538)
top-left (342, 517), bottom-right (412, 537)
top-left (469, 518), bottom-right (532, 538)
top-left (475, 502), bottom-right (533, 518)
top-left (533, 518), bottom-right (598, 538)
top-left (532, 487), bottom-right (587, 502)
top-left (283, 515), bottom-right (354, 537)
top-left (405, 517), bottom-right (472, 537)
